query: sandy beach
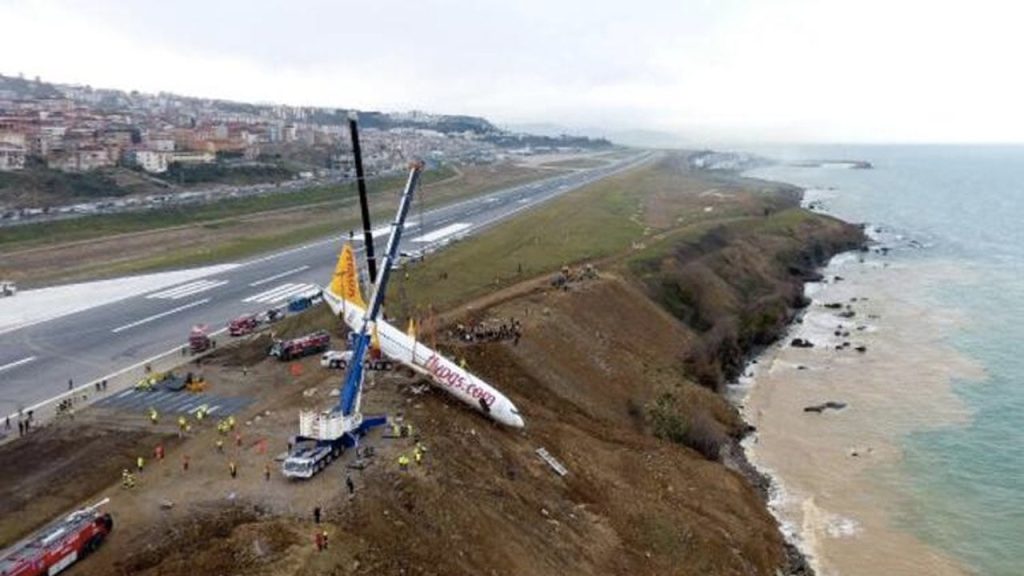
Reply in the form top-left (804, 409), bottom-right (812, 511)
top-left (738, 253), bottom-right (985, 576)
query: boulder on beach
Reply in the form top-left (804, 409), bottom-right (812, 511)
top-left (803, 401), bottom-right (848, 413)
top-left (791, 338), bottom-right (814, 348)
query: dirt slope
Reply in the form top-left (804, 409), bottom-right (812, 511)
top-left (1, 272), bottom-right (792, 576)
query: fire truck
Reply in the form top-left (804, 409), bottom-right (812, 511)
top-left (268, 330), bottom-right (330, 361)
top-left (0, 498), bottom-right (113, 576)
top-left (228, 314), bottom-right (260, 336)
top-left (189, 325), bottom-right (213, 354)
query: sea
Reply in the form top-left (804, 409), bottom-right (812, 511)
top-left (738, 145), bottom-right (1024, 576)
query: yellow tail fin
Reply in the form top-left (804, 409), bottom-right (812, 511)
top-left (329, 243), bottom-right (367, 309)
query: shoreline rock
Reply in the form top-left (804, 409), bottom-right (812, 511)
top-left (790, 338), bottom-right (814, 348)
top-left (803, 401), bottom-right (848, 413)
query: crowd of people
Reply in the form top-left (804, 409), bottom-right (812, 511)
top-left (551, 263), bottom-right (599, 289)
top-left (451, 317), bottom-right (523, 346)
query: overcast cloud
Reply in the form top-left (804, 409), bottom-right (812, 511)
top-left (1, 0), bottom-right (1022, 143)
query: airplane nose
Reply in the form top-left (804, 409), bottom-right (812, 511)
top-left (507, 412), bottom-right (525, 428)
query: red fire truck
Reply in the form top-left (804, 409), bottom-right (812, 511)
top-left (268, 330), bottom-right (330, 361)
top-left (228, 313), bottom-right (260, 336)
top-left (189, 324), bottom-right (213, 354)
top-left (0, 498), bottom-right (113, 576)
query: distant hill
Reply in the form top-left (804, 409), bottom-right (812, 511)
top-left (0, 74), bottom-right (63, 99)
top-left (0, 73), bottom-right (620, 150)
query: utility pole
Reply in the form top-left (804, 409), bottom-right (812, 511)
top-left (348, 114), bottom-right (377, 283)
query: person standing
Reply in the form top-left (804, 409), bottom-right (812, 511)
top-left (345, 474), bottom-right (355, 496)
top-left (264, 463), bottom-right (271, 481)
top-left (68, 378), bottom-right (73, 391)
top-left (229, 461), bottom-right (237, 478)
top-left (313, 506), bottom-right (321, 524)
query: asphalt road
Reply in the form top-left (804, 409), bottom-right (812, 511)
top-left (0, 152), bottom-right (653, 416)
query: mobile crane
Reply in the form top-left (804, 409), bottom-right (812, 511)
top-left (282, 162), bottom-right (423, 479)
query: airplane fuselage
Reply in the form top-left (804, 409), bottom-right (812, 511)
top-left (324, 289), bottom-right (524, 428)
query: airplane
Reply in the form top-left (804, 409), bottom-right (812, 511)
top-left (322, 243), bottom-right (525, 428)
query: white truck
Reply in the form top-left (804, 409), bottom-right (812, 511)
top-left (320, 349), bottom-right (392, 371)
top-left (320, 350), bottom-right (354, 369)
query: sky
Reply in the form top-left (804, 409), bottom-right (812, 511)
top-left (1, 0), bottom-right (1022, 144)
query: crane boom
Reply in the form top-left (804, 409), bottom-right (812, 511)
top-left (282, 161), bottom-right (424, 480)
top-left (338, 162), bottom-right (423, 416)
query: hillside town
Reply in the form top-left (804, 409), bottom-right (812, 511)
top-left (0, 73), bottom-right (611, 219)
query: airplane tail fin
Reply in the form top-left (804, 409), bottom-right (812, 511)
top-left (328, 243), bottom-right (367, 309)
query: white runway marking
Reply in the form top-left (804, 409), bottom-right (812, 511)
top-left (147, 279), bottom-right (227, 300)
top-left (243, 283), bottom-right (321, 303)
top-left (412, 222), bottom-right (471, 243)
top-left (0, 355), bottom-right (36, 373)
top-left (111, 299), bottom-right (211, 333)
top-left (353, 222), bottom-right (418, 241)
top-left (249, 265), bottom-right (310, 287)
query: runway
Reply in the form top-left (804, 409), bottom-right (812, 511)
top-left (0, 152), bottom-right (652, 416)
